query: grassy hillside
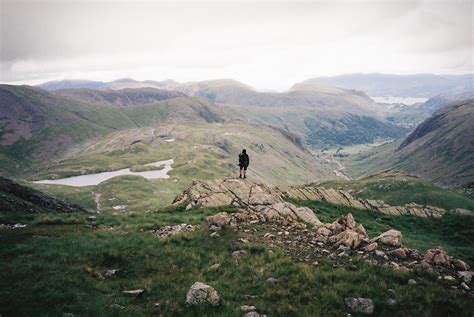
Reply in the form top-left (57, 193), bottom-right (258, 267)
top-left (0, 85), bottom-right (228, 176)
top-left (318, 171), bottom-right (474, 211)
top-left (27, 122), bottom-right (335, 212)
top-left (1, 202), bottom-right (472, 316)
top-left (344, 100), bottom-right (474, 186)
top-left (54, 87), bottom-right (185, 107)
top-left (0, 85), bottom-right (137, 175)
top-left (0, 177), bottom-right (87, 214)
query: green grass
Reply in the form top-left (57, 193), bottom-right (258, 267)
top-left (1, 205), bottom-right (473, 316)
top-left (319, 171), bottom-right (474, 211)
top-left (290, 199), bottom-right (474, 265)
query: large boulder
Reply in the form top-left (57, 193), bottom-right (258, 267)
top-left (333, 229), bottom-right (361, 248)
top-left (371, 229), bottom-right (402, 247)
top-left (185, 282), bottom-right (220, 306)
top-left (206, 212), bottom-right (232, 228)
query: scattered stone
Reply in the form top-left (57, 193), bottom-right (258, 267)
top-left (371, 229), bottom-right (402, 247)
top-left (458, 271), bottom-right (472, 284)
top-left (344, 297), bottom-right (374, 314)
top-left (312, 261), bottom-right (319, 266)
top-left (374, 250), bottom-right (385, 257)
top-left (452, 259), bottom-right (470, 271)
top-left (241, 305), bottom-right (256, 312)
top-left (408, 279), bottom-right (417, 285)
top-left (87, 215), bottom-right (97, 221)
top-left (122, 289), bottom-right (145, 296)
top-left (362, 243), bottom-right (378, 252)
top-left (386, 289), bottom-right (396, 299)
top-left (461, 282), bottom-right (470, 291)
top-left (387, 298), bottom-right (397, 306)
top-left (206, 212), bottom-right (232, 228)
top-left (110, 304), bottom-right (125, 310)
top-left (209, 263), bottom-right (221, 270)
top-left (389, 248), bottom-right (408, 259)
top-left (105, 269), bottom-right (119, 277)
top-left (243, 312), bottom-right (267, 317)
top-left (317, 227), bottom-right (332, 236)
top-left (334, 229), bottom-right (361, 248)
top-left (266, 277), bottom-right (279, 285)
top-left (232, 250), bottom-right (248, 257)
top-left (443, 275), bottom-right (455, 281)
top-left (153, 224), bottom-right (197, 239)
top-left (185, 282), bottom-right (220, 306)
top-left (209, 231), bottom-right (220, 238)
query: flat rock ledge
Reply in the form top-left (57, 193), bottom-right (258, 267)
top-left (278, 186), bottom-right (448, 218)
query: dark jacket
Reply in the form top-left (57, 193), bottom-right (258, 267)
top-left (239, 153), bottom-right (250, 167)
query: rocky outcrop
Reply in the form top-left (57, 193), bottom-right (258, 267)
top-left (185, 282), bottom-right (220, 306)
top-left (173, 179), bottom-right (322, 225)
top-left (279, 186), bottom-right (447, 218)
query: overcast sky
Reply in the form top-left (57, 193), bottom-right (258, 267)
top-left (0, 0), bottom-right (472, 90)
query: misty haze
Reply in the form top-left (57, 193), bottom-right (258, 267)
top-left (0, 0), bottom-right (473, 316)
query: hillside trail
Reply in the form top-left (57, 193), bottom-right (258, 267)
top-left (325, 155), bottom-right (351, 180)
top-left (94, 192), bottom-right (102, 213)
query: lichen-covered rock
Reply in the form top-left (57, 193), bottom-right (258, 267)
top-left (344, 297), bottom-right (374, 314)
top-left (333, 213), bottom-right (356, 230)
top-left (363, 242), bottom-right (378, 252)
top-left (452, 259), bottom-right (470, 271)
top-left (371, 229), bottom-right (402, 247)
top-left (173, 179), bottom-right (321, 225)
top-left (206, 212), bottom-right (232, 228)
top-left (389, 248), bottom-right (408, 259)
top-left (333, 229), bottom-right (361, 248)
top-left (185, 282), bottom-right (220, 306)
top-left (424, 247), bottom-right (451, 267)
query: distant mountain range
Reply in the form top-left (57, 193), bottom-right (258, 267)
top-left (37, 78), bottom-right (177, 91)
top-left (303, 73), bottom-right (473, 98)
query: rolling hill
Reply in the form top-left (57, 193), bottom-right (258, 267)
top-left (54, 87), bottom-right (186, 107)
top-left (345, 100), bottom-right (474, 186)
top-left (162, 79), bottom-right (408, 148)
top-left (0, 85), bottom-right (225, 176)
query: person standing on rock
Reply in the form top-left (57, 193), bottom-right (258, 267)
top-left (238, 149), bottom-right (250, 179)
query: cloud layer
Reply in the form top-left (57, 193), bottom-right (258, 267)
top-left (1, 0), bottom-right (472, 90)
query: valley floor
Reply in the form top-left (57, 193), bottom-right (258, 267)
top-left (1, 201), bottom-right (473, 316)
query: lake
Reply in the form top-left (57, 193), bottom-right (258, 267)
top-left (33, 159), bottom-right (174, 187)
top-left (371, 96), bottom-right (428, 105)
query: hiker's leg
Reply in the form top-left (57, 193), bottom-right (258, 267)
top-left (243, 167), bottom-right (247, 178)
top-left (239, 167), bottom-right (243, 178)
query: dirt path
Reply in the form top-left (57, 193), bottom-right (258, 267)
top-left (94, 192), bottom-right (102, 213)
top-left (332, 158), bottom-right (351, 180)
